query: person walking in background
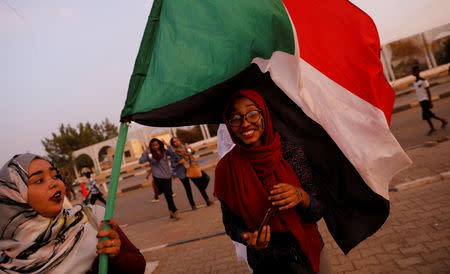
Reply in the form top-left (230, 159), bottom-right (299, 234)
top-left (412, 66), bottom-right (447, 135)
top-left (140, 138), bottom-right (180, 219)
top-left (168, 137), bottom-right (196, 210)
top-left (168, 137), bottom-right (212, 210)
top-left (85, 171), bottom-right (106, 205)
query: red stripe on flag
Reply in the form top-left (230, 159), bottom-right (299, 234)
top-left (282, 0), bottom-right (395, 124)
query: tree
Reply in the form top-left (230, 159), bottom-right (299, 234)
top-left (176, 126), bottom-right (203, 144)
top-left (389, 38), bottom-right (422, 61)
top-left (41, 118), bottom-right (118, 173)
top-left (435, 37), bottom-right (450, 65)
top-left (74, 154), bottom-right (95, 172)
top-left (388, 38), bottom-right (426, 78)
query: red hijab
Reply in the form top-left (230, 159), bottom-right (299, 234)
top-left (214, 89), bottom-right (320, 272)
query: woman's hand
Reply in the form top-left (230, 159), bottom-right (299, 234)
top-left (97, 220), bottom-right (121, 258)
top-left (241, 225), bottom-right (270, 250)
top-left (269, 183), bottom-right (310, 210)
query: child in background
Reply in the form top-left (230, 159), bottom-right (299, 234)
top-left (412, 66), bottom-right (448, 135)
top-left (85, 171), bottom-right (106, 205)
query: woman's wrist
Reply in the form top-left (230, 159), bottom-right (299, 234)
top-left (238, 229), bottom-right (249, 244)
top-left (296, 187), bottom-right (310, 209)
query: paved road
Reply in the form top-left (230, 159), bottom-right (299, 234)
top-left (132, 179), bottom-right (450, 273)
top-left (114, 168), bottom-right (216, 225)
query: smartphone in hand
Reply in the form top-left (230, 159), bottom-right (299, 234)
top-left (256, 207), bottom-right (276, 242)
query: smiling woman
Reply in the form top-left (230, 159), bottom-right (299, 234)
top-left (215, 89), bottom-right (327, 273)
top-left (0, 154), bottom-right (146, 273)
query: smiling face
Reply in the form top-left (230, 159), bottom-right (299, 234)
top-left (228, 97), bottom-right (264, 147)
top-left (27, 159), bottom-right (66, 218)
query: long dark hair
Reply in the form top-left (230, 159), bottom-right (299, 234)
top-left (149, 138), bottom-right (165, 161)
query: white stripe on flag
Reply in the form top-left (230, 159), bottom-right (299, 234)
top-left (253, 52), bottom-right (412, 200)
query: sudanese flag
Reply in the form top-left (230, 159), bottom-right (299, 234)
top-left (120, 0), bottom-right (412, 253)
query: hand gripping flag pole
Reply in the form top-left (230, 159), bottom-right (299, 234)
top-left (99, 122), bottom-right (129, 274)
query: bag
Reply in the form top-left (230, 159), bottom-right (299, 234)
top-left (186, 164), bottom-right (202, 178)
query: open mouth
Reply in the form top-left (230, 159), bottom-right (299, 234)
top-left (50, 190), bottom-right (63, 202)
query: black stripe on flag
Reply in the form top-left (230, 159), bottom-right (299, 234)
top-left (128, 64), bottom-right (389, 253)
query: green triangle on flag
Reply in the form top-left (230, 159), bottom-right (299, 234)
top-left (121, 0), bottom-right (294, 119)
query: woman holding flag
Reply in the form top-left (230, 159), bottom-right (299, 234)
top-left (0, 154), bottom-right (145, 273)
top-left (215, 89), bottom-right (331, 273)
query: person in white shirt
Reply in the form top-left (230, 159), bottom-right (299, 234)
top-left (412, 66), bottom-right (447, 135)
top-left (85, 171), bottom-right (106, 205)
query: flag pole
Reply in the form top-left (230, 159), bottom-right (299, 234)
top-left (99, 122), bottom-right (129, 274)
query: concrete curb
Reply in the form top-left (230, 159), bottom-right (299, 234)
top-left (440, 171), bottom-right (450, 180)
top-left (392, 90), bottom-right (450, 114)
top-left (140, 231), bottom-right (226, 254)
top-left (394, 171), bottom-right (450, 191)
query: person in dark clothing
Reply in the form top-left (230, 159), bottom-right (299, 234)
top-left (139, 138), bottom-right (179, 219)
top-left (85, 171), bottom-right (107, 205)
top-left (215, 89), bottom-right (331, 273)
top-left (168, 137), bottom-right (212, 210)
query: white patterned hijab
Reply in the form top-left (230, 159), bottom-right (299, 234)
top-left (0, 154), bottom-right (97, 273)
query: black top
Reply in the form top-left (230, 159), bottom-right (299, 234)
top-left (219, 140), bottom-right (324, 273)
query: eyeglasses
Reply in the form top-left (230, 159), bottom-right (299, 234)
top-left (228, 110), bottom-right (262, 127)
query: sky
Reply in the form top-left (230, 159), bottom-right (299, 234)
top-left (1, 0), bottom-right (450, 165)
